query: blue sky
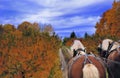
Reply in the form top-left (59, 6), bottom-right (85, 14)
top-left (0, 0), bottom-right (114, 38)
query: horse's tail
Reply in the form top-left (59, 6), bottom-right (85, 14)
top-left (83, 64), bottom-right (100, 78)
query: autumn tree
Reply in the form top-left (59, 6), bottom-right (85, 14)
top-left (0, 22), bottom-right (62, 78)
top-left (18, 21), bottom-right (32, 31)
top-left (0, 24), bottom-right (3, 34)
top-left (18, 21), bottom-right (40, 37)
top-left (32, 22), bottom-right (40, 31)
top-left (3, 24), bottom-right (16, 33)
top-left (43, 24), bottom-right (54, 35)
top-left (95, 1), bottom-right (120, 38)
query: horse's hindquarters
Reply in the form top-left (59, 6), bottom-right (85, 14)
top-left (68, 56), bottom-right (106, 78)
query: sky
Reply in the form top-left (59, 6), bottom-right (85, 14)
top-left (0, 0), bottom-right (114, 38)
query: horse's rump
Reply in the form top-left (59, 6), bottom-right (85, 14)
top-left (69, 55), bottom-right (106, 78)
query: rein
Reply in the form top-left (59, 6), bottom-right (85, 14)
top-left (73, 48), bottom-right (86, 57)
top-left (103, 57), bottom-right (120, 65)
top-left (107, 42), bottom-right (115, 52)
top-left (101, 57), bottom-right (115, 78)
top-left (105, 48), bottom-right (117, 58)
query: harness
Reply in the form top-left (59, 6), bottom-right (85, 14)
top-left (102, 45), bottom-right (120, 78)
top-left (105, 42), bottom-right (115, 58)
top-left (73, 48), bottom-right (93, 64)
top-left (76, 48), bottom-right (86, 53)
top-left (73, 48), bottom-right (86, 57)
top-left (83, 54), bottom-right (92, 65)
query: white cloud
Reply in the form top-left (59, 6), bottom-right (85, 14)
top-left (52, 16), bottom-right (101, 29)
top-left (20, 14), bottom-right (100, 29)
top-left (0, 0), bottom-right (111, 25)
top-left (0, 0), bottom-right (113, 37)
top-left (23, 0), bottom-right (108, 17)
top-left (17, 0), bottom-right (104, 28)
top-left (28, 0), bottom-right (106, 8)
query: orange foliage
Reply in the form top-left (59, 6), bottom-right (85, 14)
top-left (65, 38), bottom-right (76, 47)
top-left (0, 22), bottom-right (61, 78)
top-left (95, 1), bottom-right (120, 38)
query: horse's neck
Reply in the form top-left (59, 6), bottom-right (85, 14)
top-left (73, 40), bottom-right (85, 50)
top-left (77, 42), bottom-right (85, 50)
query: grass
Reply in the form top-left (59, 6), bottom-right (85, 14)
top-left (48, 57), bottom-right (62, 78)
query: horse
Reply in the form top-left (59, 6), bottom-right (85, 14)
top-left (67, 40), bottom-right (107, 78)
top-left (98, 39), bottom-right (120, 78)
top-left (70, 40), bottom-right (86, 57)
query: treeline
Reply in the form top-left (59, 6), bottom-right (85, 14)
top-left (63, 31), bottom-right (119, 55)
top-left (0, 21), bottom-right (62, 78)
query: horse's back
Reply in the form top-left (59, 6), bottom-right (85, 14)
top-left (68, 56), bottom-right (84, 78)
top-left (68, 55), bottom-right (106, 78)
top-left (107, 47), bottom-right (120, 78)
top-left (88, 56), bottom-right (106, 78)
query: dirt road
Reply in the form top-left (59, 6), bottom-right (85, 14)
top-left (59, 48), bottom-right (73, 78)
top-left (59, 49), bottom-right (68, 78)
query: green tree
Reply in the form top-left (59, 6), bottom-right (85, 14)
top-left (70, 31), bottom-right (77, 38)
top-left (62, 37), bottom-right (69, 45)
top-left (84, 32), bottom-right (91, 38)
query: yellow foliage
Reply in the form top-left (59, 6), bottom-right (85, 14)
top-left (0, 22), bottom-right (62, 78)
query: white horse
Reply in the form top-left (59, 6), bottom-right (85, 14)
top-left (98, 39), bottom-right (119, 53)
top-left (98, 39), bottom-right (120, 78)
top-left (70, 40), bottom-right (86, 56)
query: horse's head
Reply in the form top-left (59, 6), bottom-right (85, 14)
top-left (71, 40), bottom-right (86, 57)
top-left (97, 43), bottom-right (106, 57)
top-left (98, 39), bottom-right (119, 58)
top-left (97, 39), bottom-right (113, 57)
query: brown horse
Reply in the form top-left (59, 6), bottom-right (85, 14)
top-left (98, 39), bottom-right (120, 78)
top-left (67, 54), bottom-right (107, 78)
